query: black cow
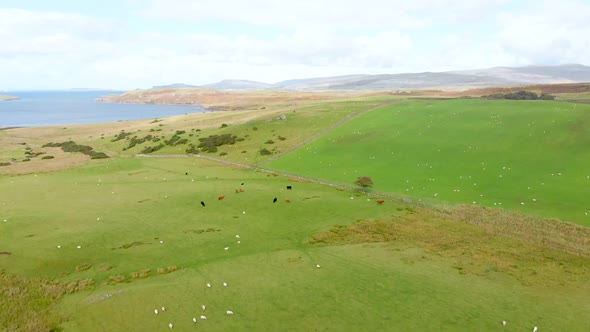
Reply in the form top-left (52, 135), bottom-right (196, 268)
top-left (185, 172), bottom-right (188, 175)
top-left (273, 197), bottom-right (277, 203)
top-left (200, 201), bottom-right (206, 207)
top-left (287, 186), bottom-right (292, 190)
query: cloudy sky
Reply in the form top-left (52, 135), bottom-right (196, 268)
top-left (1, 0), bottom-right (589, 90)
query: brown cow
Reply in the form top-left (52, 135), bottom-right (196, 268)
top-left (218, 195), bottom-right (225, 200)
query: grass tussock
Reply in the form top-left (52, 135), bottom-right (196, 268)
top-left (130, 269), bottom-right (151, 279)
top-left (119, 241), bottom-right (145, 249)
top-left (311, 207), bottom-right (590, 287)
top-left (75, 264), bottom-right (92, 272)
top-left (157, 266), bottom-right (179, 274)
top-left (106, 275), bottom-right (128, 285)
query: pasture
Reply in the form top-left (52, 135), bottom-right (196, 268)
top-left (1, 157), bottom-right (589, 331)
top-left (266, 99), bottom-right (590, 225)
top-left (2, 94), bottom-right (590, 331)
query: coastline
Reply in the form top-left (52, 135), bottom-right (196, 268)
top-left (0, 95), bottom-right (20, 101)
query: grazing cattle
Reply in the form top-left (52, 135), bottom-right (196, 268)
top-left (287, 186), bottom-right (292, 190)
top-left (377, 200), bottom-right (385, 205)
top-left (201, 201), bottom-right (206, 207)
top-left (218, 195), bottom-right (225, 200)
top-left (285, 198), bottom-right (291, 203)
top-left (273, 197), bottom-right (277, 203)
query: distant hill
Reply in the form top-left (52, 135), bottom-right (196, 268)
top-left (201, 79), bottom-right (273, 90)
top-left (152, 83), bottom-right (200, 89)
top-left (273, 64), bottom-right (590, 91)
top-left (152, 64), bottom-right (590, 91)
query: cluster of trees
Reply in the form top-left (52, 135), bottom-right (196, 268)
top-left (43, 141), bottom-right (109, 159)
top-left (484, 91), bottom-right (556, 100)
top-left (197, 134), bottom-right (240, 153)
top-left (124, 134), bottom-right (159, 150)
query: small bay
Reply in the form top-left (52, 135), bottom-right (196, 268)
top-left (0, 90), bottom-right (206, 128)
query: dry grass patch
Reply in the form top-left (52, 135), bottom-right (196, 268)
top-left (75, 264), bottom-right (92, 272)
top-left (311, 207), bottom-right (590, 287)
top-left (0, 271), bottom-right (95, 332)
top-left (130, 269), bottom-right (151, 279)
top-left (157, 266), bottom-right (179, 274)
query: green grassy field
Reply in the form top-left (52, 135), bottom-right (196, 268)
top-left (2, 157), bottom-right (589, 331)
top-left (266, 99), bottom-right (590, 226)
top-left (2, 95), bottom-right (590, 331)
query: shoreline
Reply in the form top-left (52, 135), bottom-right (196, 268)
top-left (96, 98), bottom-right (215, 111)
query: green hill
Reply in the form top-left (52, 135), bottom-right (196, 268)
top-left (265, 99), bottom-right (590, 226)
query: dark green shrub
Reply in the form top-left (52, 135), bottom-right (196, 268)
top-left (42, 156), bottom-right (55, 160)
top-left (265, 140), bottom-right (275, 144)
top-left (140, 144), bottom-right (165, 154)
top-left (185, 145), bottom-right (199, 154)
top-left (278, 136), bottom-right (286, 141)
top-left (174, 138), bottom-right (188, 146)
top-left (220, 123), bottom-right (228, 128)
top-left (111, 131), bottom-right (133, 142)
top-left (197, 134), bottom-right (240, 153)
top-left (0, 162), bottom-right (10, 166)
top-left (259, 148), bottom-right (272, 155)
top-left (219, 152), bottom-right (227, 156)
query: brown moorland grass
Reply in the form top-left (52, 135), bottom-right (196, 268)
top-left (311, 206), bottom-right (590, 287)
top-left (0, 271), bottom-right (95, 332)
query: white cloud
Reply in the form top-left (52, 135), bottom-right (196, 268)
top-left (495, 0), bottom-right (590, 65)
top-left (0, 1), bottom-right (588, 89)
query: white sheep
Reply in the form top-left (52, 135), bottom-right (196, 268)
top-left (316, 264), bottom-right (321, 268)
top-left (200, 315), bottom-right (207, 320)
top-left (57, 245), bottom-right (61, 249)
top-left (502, 320), bottom-right (506, 326)
top-left (223, 282), bottom-right (228, 287)
top-left (224, 247), bottom-right (229, 251)
top-left (235, 234), bottom-right (240, 239)
top-left (76, 245), bottom-right (81, 249)
top-left (206, 283), bottom-right (211, 288)
top-left (226, 310), bottom-right (234, 315)
top-left (161, 306), bottom-right (166, 312)
top-left (202, 305), bottom-right (206, 311)
top-left (154, 309), bottom-right (159, 315)
top-left (168, 323), bottom-right (173, 329)
top-left (533, 327), bottom-right (538, 332)
top-left (192, 317), bottom-right (197, 323)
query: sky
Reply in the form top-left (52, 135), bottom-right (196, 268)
top-left (0, 0), bottom-right (589, 90)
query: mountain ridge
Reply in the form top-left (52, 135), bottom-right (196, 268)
top-left (152, 64), bottom-right (590, 91)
